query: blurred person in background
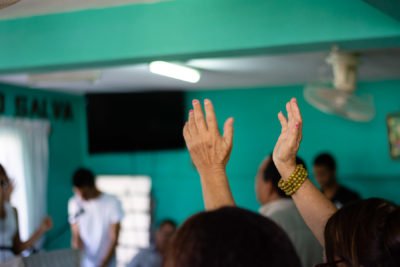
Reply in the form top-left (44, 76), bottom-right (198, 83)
top-left (313, 153), bottom-right (360, 208)
top-left (0, 164), bottom-right (52, 263)
top-left (255, 155), bottom-right (322, 267)
top-left (128, 219), bottom-right (177, 267)
top-left (69, 168), bottom-right (124, 267)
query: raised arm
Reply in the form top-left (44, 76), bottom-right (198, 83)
top-left (183, 99), bottom-right (235, 210)
top-left (272, 98), bottom-right (337, 245)
top-left (13, 209), bottom-right (53, 253)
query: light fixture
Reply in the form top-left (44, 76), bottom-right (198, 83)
top-left (149, 61), bottom-right (201, 83)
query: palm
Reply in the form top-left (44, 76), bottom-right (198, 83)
top-left (272, 98), bottom-right (303, 179)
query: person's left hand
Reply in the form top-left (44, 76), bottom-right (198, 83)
top-left (183, 99), bottom-right (234, 175)
top-left (40, 216), bottom-right (53, 233)
top-left (273, 98), bottom-right (303, 179)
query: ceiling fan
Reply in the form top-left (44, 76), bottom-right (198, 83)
top-left (304, 48), bottom-right (375, 122)
top-left (0, 0), bottom-right (20, 10)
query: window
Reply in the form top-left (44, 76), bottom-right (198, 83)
top-left (96, 176), bottom-right (152, 267)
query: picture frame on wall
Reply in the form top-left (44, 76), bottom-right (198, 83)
top-left (387, 113), bottom-right (400, 159)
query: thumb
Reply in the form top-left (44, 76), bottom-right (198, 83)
top-left (223, 117), bottom-right (234, 146)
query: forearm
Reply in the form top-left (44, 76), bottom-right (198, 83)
top-left (100, 240), bottom-right (118, 267)
top-left (71, 236), bottom-right (82, 249)
top-left (15, 228), bottom-right (45, 253)
top-left (291, 179), bottom-right (337, 246)
top-left (199, 168), bottom-right (235, 210)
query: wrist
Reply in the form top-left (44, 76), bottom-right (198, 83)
top-left (198, 165), bottom-right (226, 178)
top-left (277, 164), bottom-right (296, 181)
top-left (39, 224), bottom-right (49, 234)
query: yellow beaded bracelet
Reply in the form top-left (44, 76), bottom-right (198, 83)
top-left (278, 165), bottom-right (308, 196)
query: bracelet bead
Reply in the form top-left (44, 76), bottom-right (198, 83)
top-left (278, 165), bottom-right (308, 196)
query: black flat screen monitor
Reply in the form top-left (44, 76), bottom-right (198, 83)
top-left (86, 91), bottom-right (185, 153)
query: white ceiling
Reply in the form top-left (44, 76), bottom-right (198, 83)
top-left (0, 0), bottom-right (165, 20)
top-left (0, 48), bottom-right (400, 94)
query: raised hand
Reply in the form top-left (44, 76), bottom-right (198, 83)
top-left (39, 216), bottom-right (53, 233)
top-left (183, 99), bottom-right (234, 175)
top-left (183, 99), bottom-right (235, 210)
top-left (273, 98), bottom-right (303, 180)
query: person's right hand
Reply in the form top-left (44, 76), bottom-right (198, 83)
top-left (39, 216), bottom-right (53, 233)
top-left (273, 98), bottom-right (303, 180)
top-left (183, 99), bottom-right (234, 175)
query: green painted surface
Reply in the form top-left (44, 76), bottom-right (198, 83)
top-left (0, 0), bottom-right (400, 73)
top-left (0, 83), bottom-right (85, 249)
top-left (1, 79), bottom-right (400, 250)
top-left (364, 0), bottom-right (400, 21)
top-left (83, 79), bottom-right (400, 230)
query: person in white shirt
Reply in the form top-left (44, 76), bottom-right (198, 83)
top-left (68, 168), bottom-right (123, 267)
top-left (255, 155), bottom-right (322, 267)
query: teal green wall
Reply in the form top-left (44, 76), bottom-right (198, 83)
top-left (2, 80), bottom-right (400, 250)
top-left (1, 0), bottom-right (400, 73)
top-left (83, 79), bottom-right (400, 227)
top-left (0, 83), bottom-right (85, 249)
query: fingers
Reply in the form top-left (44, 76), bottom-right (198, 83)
top-left (290, 98), bottom-right (303, 142)
top-left (286, 101), bottom-right (293, 123)
top-left (183, 122), bottom-right (191, 142)
top-left (223, 117), bottom-right (234, 146)
top-left (291, 98), bottom-right (302, 123)
top-left (277, 111), bottom-right (288, 132)
top-left (192, 99), bottom-right (208, 132)
top-left (204, 99), bottom-right (219, 134)
top-left (287, 98), bottom-right (302, 146)
top-left (188, 110), bottom-right (198, 135)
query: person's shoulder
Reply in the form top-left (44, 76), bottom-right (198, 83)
top-left (68, 195), bottom-right (79, 205)
top-left (268, 201), bottom-right (299, 226)
top-left (101, 193), bottom-right (122, 205)
top-left (102, 192), bottom-right (119, 200)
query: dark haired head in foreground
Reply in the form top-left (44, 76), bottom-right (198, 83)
top-left (324, 198), bottom-right (400, 267)
top-left (164, 207), bottom-right (301, 267)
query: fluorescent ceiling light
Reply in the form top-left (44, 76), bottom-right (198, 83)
top-left (149, 61), bottom-right (201, 83)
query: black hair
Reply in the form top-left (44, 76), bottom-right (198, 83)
top-left (263, 155), bottom-right (307, 198)
top-left (165, 207), bottom-right (301, 267)
top-left (313, 153), bottom-right (336, 171)
top-left (72, 168), bottom-right (96, 188)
